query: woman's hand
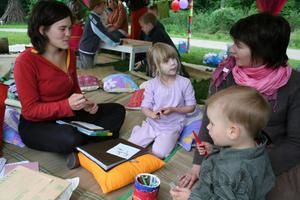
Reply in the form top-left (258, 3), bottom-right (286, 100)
top-left (68, 93), bottom-right (86, 111)
top-left (196, 141), bottom-right (213, 156)
top-left (84, 101), bottom-right (98, 114)
top-left (170, 186), bottom-right (191, 200)
top-left (178, 165), bottom-right (200, 189)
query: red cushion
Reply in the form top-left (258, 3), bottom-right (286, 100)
top-left (0, 83), bottom-right (8, 156)
top-left (126, 89), bottom-right (144, 110)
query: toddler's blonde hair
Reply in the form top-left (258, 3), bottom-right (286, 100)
top-left (206, 85), bottom-right (270, 138)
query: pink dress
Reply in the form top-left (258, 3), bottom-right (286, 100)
top-left (129, 75), bottom-right (196, 158)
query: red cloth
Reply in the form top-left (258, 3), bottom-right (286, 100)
top-left (130, 6), bottom-right (147, 39)
top-left (256, 0), bottom-right (287, 15)
top-left (0, 83), bottom-right (8, 156)
top-left (69, 22), bottom-right (84, 51)
top-left (126, 89), bottom-right (144, 109)
top-left (78, 75), bottom-right (99, 87)
top-left (14, 48), bottom-right (81, 121)
top-left (108, 2), bottom-right (128, 34)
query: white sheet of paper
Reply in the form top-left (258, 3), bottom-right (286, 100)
top-left (106, 143), bottom-right (140, 160)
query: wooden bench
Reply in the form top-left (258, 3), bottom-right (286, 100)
top-left (100, 39), bottom-right (152, 71)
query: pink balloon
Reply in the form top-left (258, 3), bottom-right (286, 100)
top-left (82, 0), bottom-right (90, 8)
top-left (179, 0), bottom-right (189, 9)
top-left (171, 0), bottom-right (180, 12)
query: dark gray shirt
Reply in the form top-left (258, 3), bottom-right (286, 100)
top-left (190, 138), bottom-right (275, 200)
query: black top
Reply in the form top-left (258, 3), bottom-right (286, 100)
top-left (122, 0), bottom-right (148, 11)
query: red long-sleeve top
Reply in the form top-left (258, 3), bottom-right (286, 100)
top-left (108, 2), bottom-right (128, 34)
top-left (14, 48), bottom-right (81, 121)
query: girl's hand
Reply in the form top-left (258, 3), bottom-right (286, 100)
top-left (150, 111), bottom-right (161, 119)
top-left (68, 93), bottom-right (86, 111)
top-left (170, 186), bottom-right (191, 200)
top-left (160, 107), bottom-right (174, 115)
top-left (84, 101), bottom-right (98, 114)
top-left (196, 142), bottom-right (213, 155)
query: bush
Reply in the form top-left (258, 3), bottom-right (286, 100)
top-left (208, 7), bottom-right (245, 33)
top-left (285, 10), bottom-right (300, 31)
top-left (162, 11), bottom-right (188, 35)
top-left (192, 79), bottom-right (210, 104)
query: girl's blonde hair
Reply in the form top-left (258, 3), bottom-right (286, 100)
top-left (147, 42), bottom-right (181, 76)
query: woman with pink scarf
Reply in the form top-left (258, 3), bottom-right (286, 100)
top-left (176, 13), bottom-right (300, 200)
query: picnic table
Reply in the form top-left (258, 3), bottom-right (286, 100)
top-left (100, 39), bottom-right (152, 71)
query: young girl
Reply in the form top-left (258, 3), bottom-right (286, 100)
top-left (129, 43), bottom-right (196, 158)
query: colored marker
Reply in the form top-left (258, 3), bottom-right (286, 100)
top-left (141, 175), bottom-right (148, 185)
top-left (192, 131), bottom-right (208, 157)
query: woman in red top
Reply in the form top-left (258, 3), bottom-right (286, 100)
top-left (14, 1), bottom-right (125, 168)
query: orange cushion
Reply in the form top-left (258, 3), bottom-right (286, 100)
top-left (78, 152), bottom-right (165, 193)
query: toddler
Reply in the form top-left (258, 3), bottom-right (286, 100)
top-left (129, 43), bottom-right (196, 158)
top-left (170, 85), bottom-right (275, 199)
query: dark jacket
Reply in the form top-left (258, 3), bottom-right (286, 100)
top-left (190, 137), bottom-right (275, 200)
top-left (193, 61), bottom-right (300, 176)
top-left (79, 12), bottom-right (119, 55)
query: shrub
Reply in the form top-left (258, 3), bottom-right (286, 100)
top-left (285, 10), bottom-right (300, 31)
top-left (209, 7), bottom-right (245, 33)
top-left (192, 79), bottom-right (210, 104)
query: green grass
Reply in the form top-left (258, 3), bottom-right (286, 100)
top-left (180, 47), bottom-right (220, 65)
top-left (0, 32), bottom-right (30, 45)
top-left (0, 24), bottom-right (27, 28)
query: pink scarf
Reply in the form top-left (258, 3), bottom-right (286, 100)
top-left (232, 65), bottom-right (292, 100)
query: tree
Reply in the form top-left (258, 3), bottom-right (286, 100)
top-left (0, 0), bottom-right (25, 23)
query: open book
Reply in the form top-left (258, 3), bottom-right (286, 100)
top-left (56, 120), bottom-right (112, 137)
top-left (76, 139), bottom-right (146, 171)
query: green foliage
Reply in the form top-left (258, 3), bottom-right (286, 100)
top-left (193, 0), bottom-right (220, 12)
top-left (285, 10), bottom-right (300, 31)
top-left (224, 0), bottom-right (254, 9)
top-left (191, 79), bottom-right (210, 104)
top-left (0, 0), bottom-right (8, 16)
top-left (26, 0), bottom-right (38, 17)
top-left (161, 11), bottom-right (188, 35)
top-left (205, 7), bottom-right (245, 34)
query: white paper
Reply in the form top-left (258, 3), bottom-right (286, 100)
top-left (106, 143), bottom-right (140, 160)
top-left (57, 177), bottom-right (80, 200)
top-left (71, 121), bottom-right (104, 130)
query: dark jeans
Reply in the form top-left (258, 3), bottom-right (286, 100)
top-left (267, 164), bottom-right (300, 200)
top-left (18, 103), bottom-right (125, 154)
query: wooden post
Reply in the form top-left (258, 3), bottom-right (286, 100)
top-left (187, 0), bottom-right (193, 53)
